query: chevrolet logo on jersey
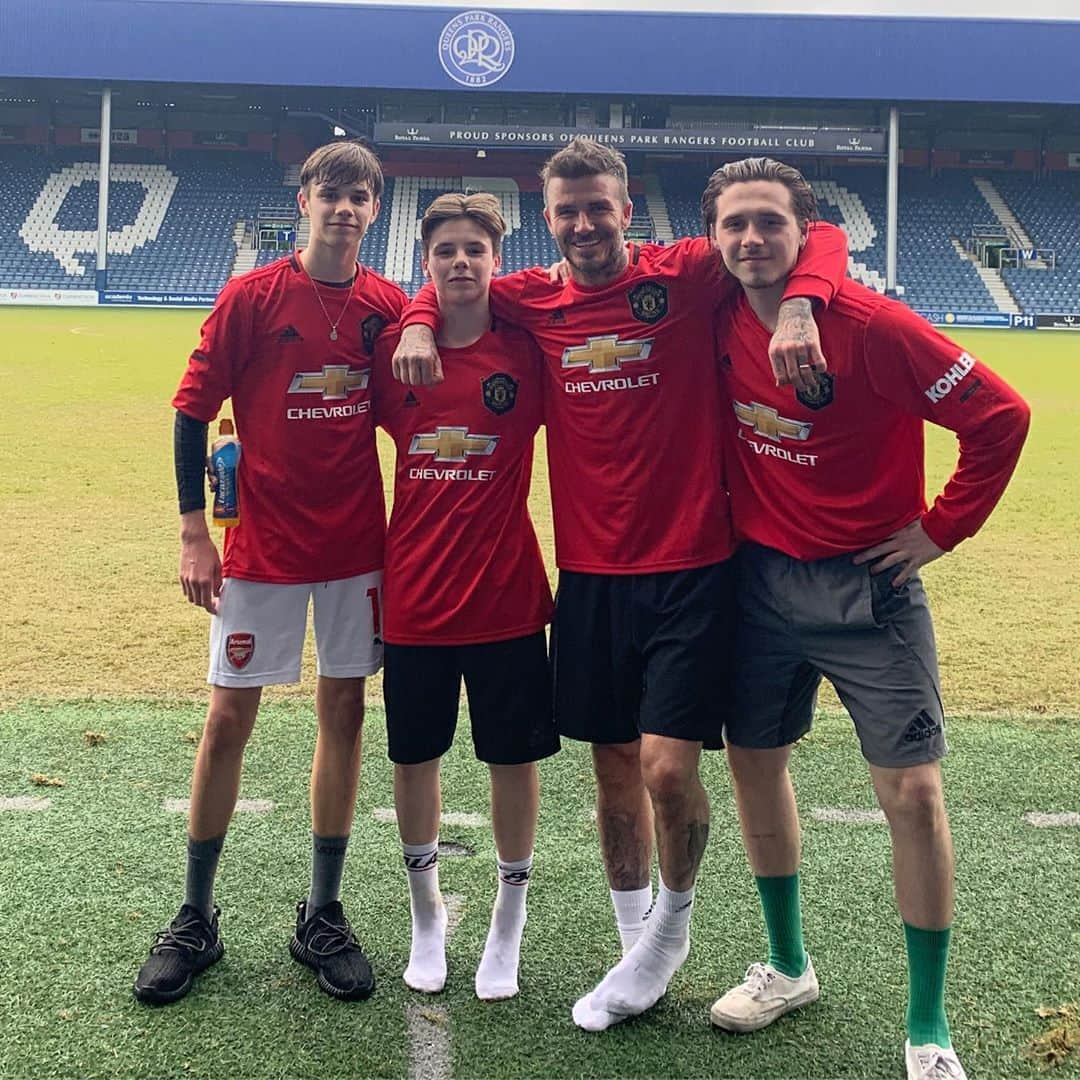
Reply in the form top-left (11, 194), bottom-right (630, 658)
top-left (288, 365), bottom-right (370, 400)
top-left (561, 335), bottom-right (653, 373)
top-left (409, 426), bottom-right (499, 463)
top-left (733, 401), bottom-right (812, 443)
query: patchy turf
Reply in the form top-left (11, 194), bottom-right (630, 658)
top-left (1027, 1004), bottom-right (1080, 1070)
top-left (1, 701), bottom-right (1077, 1079)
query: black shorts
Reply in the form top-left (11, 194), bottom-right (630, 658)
top-left (550, 562), bottom-right (735, 747)
top-left (383, 631), bottom-right (559, 766)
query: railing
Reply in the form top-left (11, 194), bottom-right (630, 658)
top-left (626, 213), bottom-right (655, 242)
top-left (967, 223), bottom-right (1021, 268)
top-left (257, 205), bottom-right (297, 252)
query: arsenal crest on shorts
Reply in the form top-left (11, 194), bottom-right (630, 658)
top-left (796, 371), bottom-right (835, 410)
top-left (361, 314), bottom-right (388, 356)
top-left (627, 281), bottom-right (668, 325)
top-left (226, 632), bottom-right (255, 670)
top-left (482, 372), bottom-right (518, 415)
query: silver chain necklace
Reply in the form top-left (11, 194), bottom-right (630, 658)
top-left (303, 261), bottom-right (358, 341)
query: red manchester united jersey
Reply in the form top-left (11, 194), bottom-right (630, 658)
top-left (374, 322), bottom-right (553, 645)
top-left (721, 279), bottom-right (1030, 560)
top-left (173, 254), bottom-right (407, 583)
top-left (404, 226), bottom-right (848, 574)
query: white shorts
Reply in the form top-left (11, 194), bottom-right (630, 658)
top-left (208, 571), bottom-right (384, 688)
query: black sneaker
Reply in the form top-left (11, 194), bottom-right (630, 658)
top-left (133, 904), bottom-right (225, 1005)
top-left (289, 900), bottom-right (374, 1001)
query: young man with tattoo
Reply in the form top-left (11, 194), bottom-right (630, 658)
top-left (703, 157), bottom-right (1029, 1079)
top-left (392, 138), bottom-right (849, 1030)
top-left (135, 141), bottom-right (406, 1005)
top-left (373, 193), bottom-right (558, 1002)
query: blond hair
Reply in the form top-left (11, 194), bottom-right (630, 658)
top-left (421, 192), bottom-right (506, 255)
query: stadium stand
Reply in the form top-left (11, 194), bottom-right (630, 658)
top-left (657, 163), bottom-right (995, 311)
top-left (2, 147), bottom-right (1078, 315)
top-left (995, 173), bottom-right (1080, 313)
top-left (0, 148), bottom-right (287, 293)
top-left (380, 176), bottom-right (557, 293)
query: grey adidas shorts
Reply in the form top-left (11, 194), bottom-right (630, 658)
top-left (727, 544), bottom-right (947, 768)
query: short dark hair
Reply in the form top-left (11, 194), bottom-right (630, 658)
top-left (299, 140), bottom-right (384, 201)
top-left (540, 137), bottom-right (629, 205)
top-left (701, 157), bottom-right (818, 236)
top-left (421, 192), bottom-right (506, 255)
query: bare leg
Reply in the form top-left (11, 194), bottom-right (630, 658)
top-left (639, 734), bottom-right (708, 892)
top-left (592, 741), bottom-right (653, 890)
top-left (477, 763), bottom-right (540, 1000)
top-left (869, 761), bottom-right (954, 929)
top-left (727, 745), bottom-right (800, 877)
top-left (187, 685), bottom-right (261, 841)
top-left (490, 762), bottom-right (539, 860)
top-left (394, 759), bottom-right (442, 845)
top-left (310, 675), bottom-right (365, 837)
top-left (870, 760), bottom-right (956, 1053)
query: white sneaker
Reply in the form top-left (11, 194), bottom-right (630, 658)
top-left (905, 1040), bottom-right (968, 1080)
top-left (709, 958), bottom-right (820, 1032)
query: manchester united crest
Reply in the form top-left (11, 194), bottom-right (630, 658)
top-left (796, 371), bottom-right (835, 410)
top-left (627, 281), bottom-right (668, 325)
top-left (482, 372), bottom-right (518, 415)
top-left (361, 314), bottom-right (388, 356)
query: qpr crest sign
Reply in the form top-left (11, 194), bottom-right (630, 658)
top-left (439, 10), bottom-right (515, 88)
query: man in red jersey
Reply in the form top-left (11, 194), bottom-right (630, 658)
top-left (392, 138), bottom-right (850, 1031)
top-left (374, 193), bottom-right (558, 1002)
top-left (134, 142), bottom-right (407, 1006)
top-left (702, 158), bottom-right (1029, 1080)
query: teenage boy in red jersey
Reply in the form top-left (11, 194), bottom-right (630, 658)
top-left (702, 157), bottom-right (1029, 1080)
top-left (392, 138), bottom-right (850, 1031)
top-left (134, 141), bottom-right (407, 1006)
top-left (374, 193), bottom-right (558, 1002)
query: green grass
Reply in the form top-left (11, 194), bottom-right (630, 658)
top-left (1, 309), bottom-right (1078, 1078)
top-left (0, 703), bottom-right (1077, 1079)
top-left (1, 311), bottom-right (1076, 709)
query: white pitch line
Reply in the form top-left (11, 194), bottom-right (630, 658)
top-left (373, 807), bottom-right (488, 827)
top-left (0, 796), bottom-right (52, 812)
top-left (811, 807), bottom-right (887, 825)
top-left (406, 892), bottom-right (465, 1080)
top-left (163, 797), bottom-right (275, 814)
top-left (1025, 811), bottom-right (1080, 828)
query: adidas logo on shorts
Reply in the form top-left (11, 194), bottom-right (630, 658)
top-left (902, 709), bottom-right (942, 744)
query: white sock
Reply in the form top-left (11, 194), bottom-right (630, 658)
top-left (402, 839), bottom-right (447, 993)
top-left (475, 853), bottom-right (532, 1001)
top-left (573, 880), bottom-right (694, 1032)
top-left (611, 884), bottom-right (653, 955)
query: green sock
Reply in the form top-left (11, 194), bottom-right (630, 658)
top-left (755, 874), bottom-right (808, 978)
top-left (904, 922), bottom-right (952, 1048)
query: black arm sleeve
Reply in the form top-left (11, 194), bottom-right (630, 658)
top-left (174, 410), bottom-right (209, 514)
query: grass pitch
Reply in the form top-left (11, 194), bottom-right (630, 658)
top-left (1, 702), bottom-right (1078, 1080)
top-left (1, 308), bottom-right (1079, 1079)
top-left (0, 310), bottom-right (1076, 710)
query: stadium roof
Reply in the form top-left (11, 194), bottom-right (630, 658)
top-left (2, 1), bottom-right (1079, 105)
